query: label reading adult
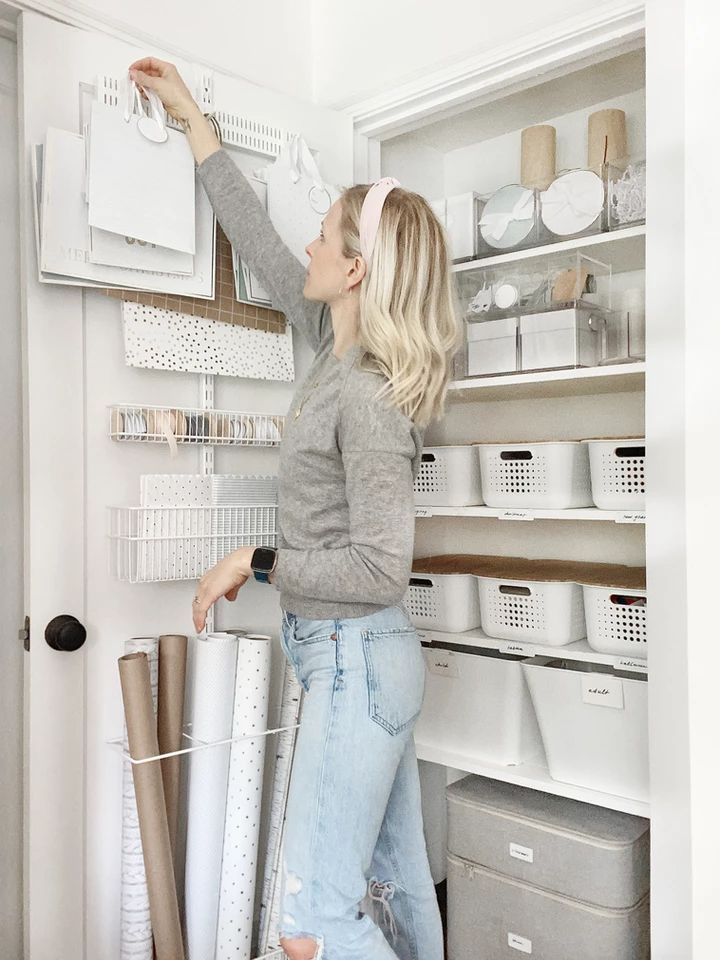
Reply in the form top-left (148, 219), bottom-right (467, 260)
top-left (581, 675), bottom-right (625, 709)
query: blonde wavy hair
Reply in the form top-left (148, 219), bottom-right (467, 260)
top-left (339, 184), bottom-right (462, 429)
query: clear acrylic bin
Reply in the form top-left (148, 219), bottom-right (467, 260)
top-left (607, 157), bottom-right (646, 229)
top-left (477, 184), bottom-right (546, 257)
top-left (414, 445), bottom-right (484, 506)
top-left (522, 657), bottom-right (650, 802)
top-left (540, 168), bottom-right (605, 240)
top-left (476, 441), bottom-right (593, 509)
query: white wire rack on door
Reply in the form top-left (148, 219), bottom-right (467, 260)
top-left (109, 403), bottom-right (285, 447)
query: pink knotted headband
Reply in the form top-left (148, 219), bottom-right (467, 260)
top-left (359, 176), bottom-right (401, 263)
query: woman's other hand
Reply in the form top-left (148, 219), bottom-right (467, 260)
top-left (128, 57), bottom-right (196, 122)
top-left (191, 547), bottom-right (255, 633)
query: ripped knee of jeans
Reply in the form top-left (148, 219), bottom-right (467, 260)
top-left (279, 930), bottom-right (325, 960)
top-left (367, 876), bottom-right (399, 943)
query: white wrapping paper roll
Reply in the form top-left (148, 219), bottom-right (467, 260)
top-left (121, 638), bottom-right (159, 960)
top-left (184, 633), bottom-right (239, 960)
top-left (215, 636), bottom-right (273, 959)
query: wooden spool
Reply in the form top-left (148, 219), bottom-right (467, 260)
top-left (521, 124), bottom-right (557, 190)
top-left (587, 108), bottom-right (628, 170)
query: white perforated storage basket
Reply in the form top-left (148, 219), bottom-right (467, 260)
top-left (581, 585), bottom-right (648, 659)
top-left (403, 573), bottom-right (481, 633)
top-left (478, 576), bottom-right (586, 645)
top-left (477, 441), bottom-right (592, 508)
top-left (414, 644), bottom-right (543, 766)
top-left (413, 445), bottom-right (483, 506)
top-left (521, 657), bottom-right (649, 802)
top-left (584, 438), bottom-right (646, 510)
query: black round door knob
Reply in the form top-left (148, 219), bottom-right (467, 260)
top-left (45, 615), bottom-right (87, 652)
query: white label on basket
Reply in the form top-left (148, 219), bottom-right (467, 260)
top-left (508, 932), bottom-right (532, 954)
top-left (414, 506), bottom-right (433, 518)
top-left (616, 512), bottom-right (646, 524)
top-left (582, 675), bottom-right (625, 709)
top-left (500, 642), bottom-right (532, 656)
top-left (509, 842), bottom-right (534, 863)
top-left (617, 658), bottom-right (648, 674)
top-left (426, 650), bottom-right (459, 677)
top-left (499, 510), bottom-right (534, 521)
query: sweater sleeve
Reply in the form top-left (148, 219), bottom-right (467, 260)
top-left (196, 148), bottom-right (331, 352)
top-left (272, 377), bottom-right (421, 605)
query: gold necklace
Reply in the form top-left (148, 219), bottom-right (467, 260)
top-left (294, 377), bottom-right (321, 420)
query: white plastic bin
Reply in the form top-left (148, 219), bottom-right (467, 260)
top-left (584, 438), bottom-right (646, 510)
top-left (582, 585), bottom-right (648, 659)
top-left (477, 441), bottom-right (593, 509)
top-left (403, 573), bottom-right (481, 633)
top-left (414, 644), bottom-right (543, 766)
top-left (478, 576), bottom-right (586, 645)
top-left (521, 657), bottom-right (649, 802)
top-left (466, 317), bottom-right (518, 376)
top-left (414, 445), bottom-right (484, 507)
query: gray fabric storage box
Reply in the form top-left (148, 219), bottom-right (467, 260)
top-left (447, 774), bottom-right (649, 908)
top-left (447, 851), bottom-right (650, 960)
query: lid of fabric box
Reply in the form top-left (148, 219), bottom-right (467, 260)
top-left (520, 307), bottom-right (593, 333)
top-left (447, 774), bottom-right (649, 843)
top-left (411, 554), bottom-right (646, 590)
top-left (466, 317), bottom-right (517, 341)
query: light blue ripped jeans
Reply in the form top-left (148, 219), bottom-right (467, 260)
top-left (278, 603), bottom-right (444, 960)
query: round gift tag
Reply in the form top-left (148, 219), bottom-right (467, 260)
top-left (540, 169), bottom-right (604, 236)
top-left (494, 283), bottom-right (519, 310)
top-left (479, 184), bottom-right (536, 250)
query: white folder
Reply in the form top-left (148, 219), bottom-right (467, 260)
top-left (87, 97), bottom-right (196, 254)
top-left (40, 127), bottom-right (215, 297)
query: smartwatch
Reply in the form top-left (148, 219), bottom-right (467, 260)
top-left (251, 547), bottom-right (278, 584)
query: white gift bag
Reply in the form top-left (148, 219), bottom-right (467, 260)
top-left (87, 80), bottom-right (196, 254)
top-left (40, 127), bottom-right (215, 297)
top-left (266, 134), bottom-right (338, 263)
top-left (89, 226), bottom-right (194, 274)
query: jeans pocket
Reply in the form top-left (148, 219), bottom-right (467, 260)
top-left (361, 627), bottom-right (426, 736)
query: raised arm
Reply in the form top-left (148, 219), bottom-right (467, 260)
top-left (128, 57), bottom-right (330, 351)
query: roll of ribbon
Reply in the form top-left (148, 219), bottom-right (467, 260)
top-left (540, 170), bottom-right (604, 236)
top-left (479, 185), bottom-right (536, 249)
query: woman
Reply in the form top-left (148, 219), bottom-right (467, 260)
top-left (129, 57), bottom-right (460, 960)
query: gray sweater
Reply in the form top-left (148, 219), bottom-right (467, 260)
top-left (197, 149), bottom-right (424, 619)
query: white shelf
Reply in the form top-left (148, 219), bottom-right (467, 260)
top-left (449, 361), bottom-right (645, 401)
top-left (417, 628), bottom-right (648, 673)
top-left (452, 224), bottom-right (646, 274)
top-left (414, 740), bottom-right (650, 818)
top-left (415, 505), bottom-right (645, 523)
top-left (109, 403), bottom-right (284, 446)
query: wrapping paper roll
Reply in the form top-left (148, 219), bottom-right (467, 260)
top-left (119, 652), bottom-right (185, 960)
top-left (521, 124), bottom-right (556, 191)
top-left (257, 661), bottom-right (304, 956)
top-left (588, 108), bottom-right (628, 169)
top-left (157, 635), bottom-right (188, 862)
top-left (216, 636), bottom-right (273, 959)
top-left (184, 633), bottom-right (239, 959)
top-left (121, 638), bottom-right (159, 960)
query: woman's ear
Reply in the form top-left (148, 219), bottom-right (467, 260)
top-left (347, 254), bottom-right (366, 290)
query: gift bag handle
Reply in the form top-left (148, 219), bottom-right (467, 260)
top-left (288, 134), bottom-right (332, 215)
top-left (125, 75), bottom-right (169, 144)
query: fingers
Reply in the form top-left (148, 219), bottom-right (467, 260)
top-left (128, 56), bottom-right (174, 77)
top-left (129, 68), bottom-right (158, 92)
top-left (224, 586), bottom-right (241, 602)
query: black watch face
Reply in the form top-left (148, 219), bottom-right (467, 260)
top-left (253, 547), bottom-right (276, 571)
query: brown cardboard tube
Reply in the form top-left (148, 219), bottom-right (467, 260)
top-left (521, 124), bottom-right (556, 190)
top-left (588, 108), bottom-right (628, 169)
top-left (119, 652), bottom-right (185, 960)
top-left (157, 635), bottom-right (188, 864)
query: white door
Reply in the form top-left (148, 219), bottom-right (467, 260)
top-left (18, 10), bottom-right (354, 958)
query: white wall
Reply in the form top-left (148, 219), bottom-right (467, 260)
top-left (312, 0), bottom-right (634, 107)
top-left (14, 0), bottom-right (315, 100)
top-left (0, 31), bottom-right (23, 960)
